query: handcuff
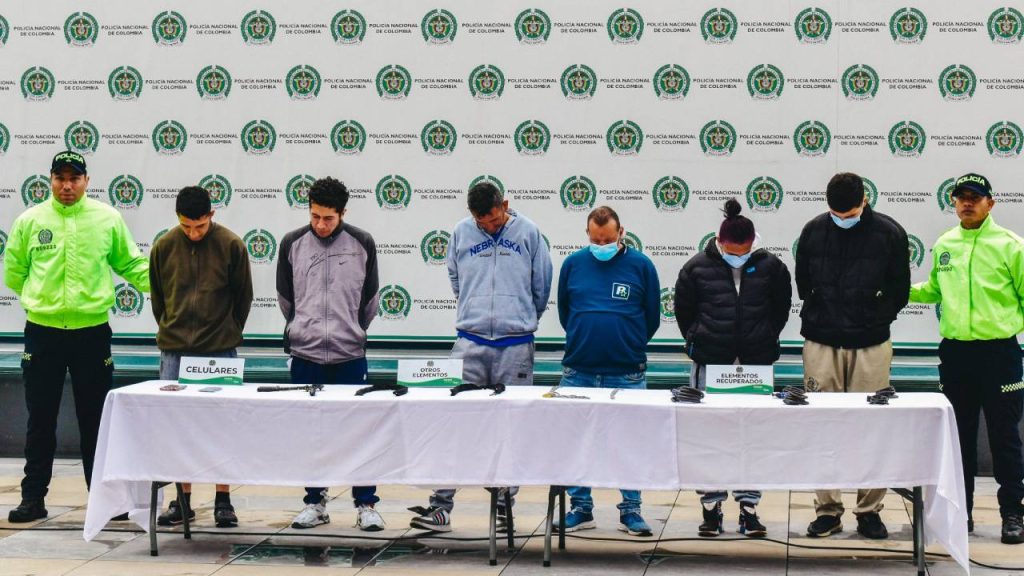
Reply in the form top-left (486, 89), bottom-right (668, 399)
top-left (776, 385), bottom-right (809, 405)
top-left (867, 386), bottom-right (898, 405)
top-left (541, 385), bottom-right (590, 400)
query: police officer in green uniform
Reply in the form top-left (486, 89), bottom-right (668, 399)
top-left (910, 173), bottom-right (1024, 544)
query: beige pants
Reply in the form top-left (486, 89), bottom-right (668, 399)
top-left (803, 339), bottom-right (892, 517)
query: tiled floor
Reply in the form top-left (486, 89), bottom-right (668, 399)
top-left (0, 458), bottom-right (1020, 575)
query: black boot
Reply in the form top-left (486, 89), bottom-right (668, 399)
top-left (8, 499), bottom-right (47, 523)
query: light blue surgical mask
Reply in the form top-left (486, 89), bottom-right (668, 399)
top-left (589, 243), bottom-right (619, 261)
top-left (830, 213), bottom-right (861, 229)
top-left (721, 252), bottom-right (752, 269)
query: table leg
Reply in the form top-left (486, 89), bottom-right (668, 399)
top-left (149, 482), bottom-right (160, 556)
top-left (543, 486), bottom-right (557, 567)
top-left (913, 486), bottom-right (925, 576)
top-left (488, 488), bottom-right (498, 566)
top-left (504, 490), bottom-right (515, 552)
top-left (175, 483), bottom-right (191, 540)
top-left (558, 487), bottom-right (566, 550)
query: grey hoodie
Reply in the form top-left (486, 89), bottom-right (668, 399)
top-left (447, 210), bottom-right (553, 339)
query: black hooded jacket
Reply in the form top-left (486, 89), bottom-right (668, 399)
top-left (794, 204), bottom-right (910, 349)
top-left (674, 242), bottom-right (792, 365)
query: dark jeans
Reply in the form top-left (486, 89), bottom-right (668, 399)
top-left (20, 322), bottom-right (113, 500)
top-left (939, 338), bottom-right (1024, 517)
top-left (291, 355), bottom-right (379, 507)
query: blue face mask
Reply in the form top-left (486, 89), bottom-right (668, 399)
top-left (721, 252), bottom-right (751, 269)
top-left (830, 213), bottom-right (861, 229)
top-left (589, 243), bottom-right (619, 261)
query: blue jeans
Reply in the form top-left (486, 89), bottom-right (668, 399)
top-left (291, 356), bottom-right (379, 507)
top-left (560, 367), bottom-right (646, 515)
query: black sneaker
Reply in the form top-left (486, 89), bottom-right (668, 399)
top-left (738, 504), bottom-right (767, 537)
top-left (856, 512), bottom-right (889, 539)
top-left (214, 502), bottom-right (238, 528)
top-left (496, 507), bottom-right (514, 534)
top-left (7, 499), bottom-right (47, 523)
top-left (698, 502), bottom-right (723, 537)
top-left (1001, 514), bottom-right (1023, 545)
top-left (806, 514), bottom-right (843, 538)
top-left (157, 500), bottom-right (195, 526)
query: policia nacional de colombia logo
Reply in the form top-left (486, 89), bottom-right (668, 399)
top-left (561, 65), bottom-right (597, 100)
top-left (701, 8), bottom-right (738, 44)
top-left (653, 65), bottom-right (690, 100)
top-left (746, 177), bottom-right (784, 213)
top-left (108, 175), bottom-right (144, 210)
top-left (0, 122), bottom-right (9, 156)
top-left (420, 230), bottom-right (451, 265)
top-left (21, 67), bottom-right (55, 101)
top-left (376, 175), bottom-right (413, 210)
top-left (244, 229), bottom-right (277, 264)
top-left (623, 232), bottom-right (643, 253)
top-left (607, 8), bottom-right (643, 44)
top-left (469, 65), bottom-right (505, 100)
top-left (987, 121), bottom-right (1024, 158)
top-left (108, 66), bottom-right (143, 101)
top-left (0, 229), bottom-right (7, 261)
top-left (422, 9), bottom-right (457, 44)
top-left (331, 120), bottom-right (367, 155)
top-left (794, 121), bottom-right (831, 157)
top-left (241, 10), bottom-right (276, 45)
top-left (890, 8), bottom-right (927, 44)
top-left (659, 287), bottom-right (676, 322)
top-left (421, 120), bottom-right (457, 156)
top-left (285, 174), bottom-right (315, 209)
top-left (607, 121), bottom-right (643, 156)
top-left (112, 283), bottom-right (145, 318)
top-left (863, 177), bottom-right (879, 208)
top-left (938, 65), bottom-right (975, 102)
top-left (152, 11), bottom-right (187, 46)
top-left (470, 175), bottom-right (505, 196)
top-left (747, 64), bottom-right (784, 100)
top-left (286, 65), bottom-right (321, 100)
top-left (908, 234), bottom-right (926, 270)
top-left (842, 65), bottom-right (879, 101)
top-left (21, 175), bottom-right (50, 206)
top-left (65, 121), bottom-right (100, 155)
top-left (700, 120), bottom-right (737, 157)
top-left (515, 9), bottom-right (551, 44)
top-left (332, 10), bottom-right (367, 45)
top-left (888, 121), bottom-right (926, 158)
top-left (560, 176), bottom-right (597, 212)
top-left (936, 178), bottom-right (956, 214)
top-left (0, 14), bottom-right (9, 47)
top-left (241, 120), bottom-right (276, 155)
top-left (794, 8), bottom-right (832, 44)
top-left (989, 8), bottom-right (1024, 44)
top-left (515, 120), bottom-right (550, 156)
top-left (64, 12), bottom-right (99, 47)
top-left (378, 285), bottom-right (412, 320)
top-left (376, 65), bottom-right (412, 100)
top-left (197, 65), bottom-right (232, 100)
top-left (200, 174), bottom-right (233, 208)
top-left (652, 176), bottom-right (689, 212)
top-left (152, 120), bottom-right (187, 155)
top-left (698, 232), bottom-right (717, 253)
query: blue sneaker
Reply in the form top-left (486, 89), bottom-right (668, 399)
top-left (553, 508), bottom-right (595, 532)
top-left (619, 511), bottom-right (653, 536)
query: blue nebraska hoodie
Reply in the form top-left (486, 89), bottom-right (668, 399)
top-left (558, 246), bottom-right (661, 374)
top-left (447, 210), bottom-right (553, 340)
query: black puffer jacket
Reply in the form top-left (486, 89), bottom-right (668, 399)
top-left (795, 205), bottom-right (910, 349)
top-left (674, 242), bottom-right (792, 365)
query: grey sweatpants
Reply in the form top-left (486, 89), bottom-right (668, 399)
top-left (428, 338), bottom-right (535, 512)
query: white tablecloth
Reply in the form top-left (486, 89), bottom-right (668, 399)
top-left (85, 382), bottom-right (968, 571)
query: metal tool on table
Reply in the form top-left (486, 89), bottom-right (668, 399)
top-left (257, 384), bottom-right (325, 397)
top-left (541, 385), bottom-right (590, 400)
top-left (354, 383), bottom-right (409, 396)
top-left (450, 382), bottom-right (506, 396)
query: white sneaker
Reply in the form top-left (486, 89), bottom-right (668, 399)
top-left (292, 501), bottom-right (330, 529)
top-left (357, 504), bottom-right (385, 531)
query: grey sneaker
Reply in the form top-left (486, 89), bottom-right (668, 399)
top-left (357, 504), bottom-right (385, 531)
top-left (292, 501), bottom-right (330, 529)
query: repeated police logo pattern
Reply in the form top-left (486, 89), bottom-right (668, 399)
top-left (1, 2), bottom-right (1022, 345)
